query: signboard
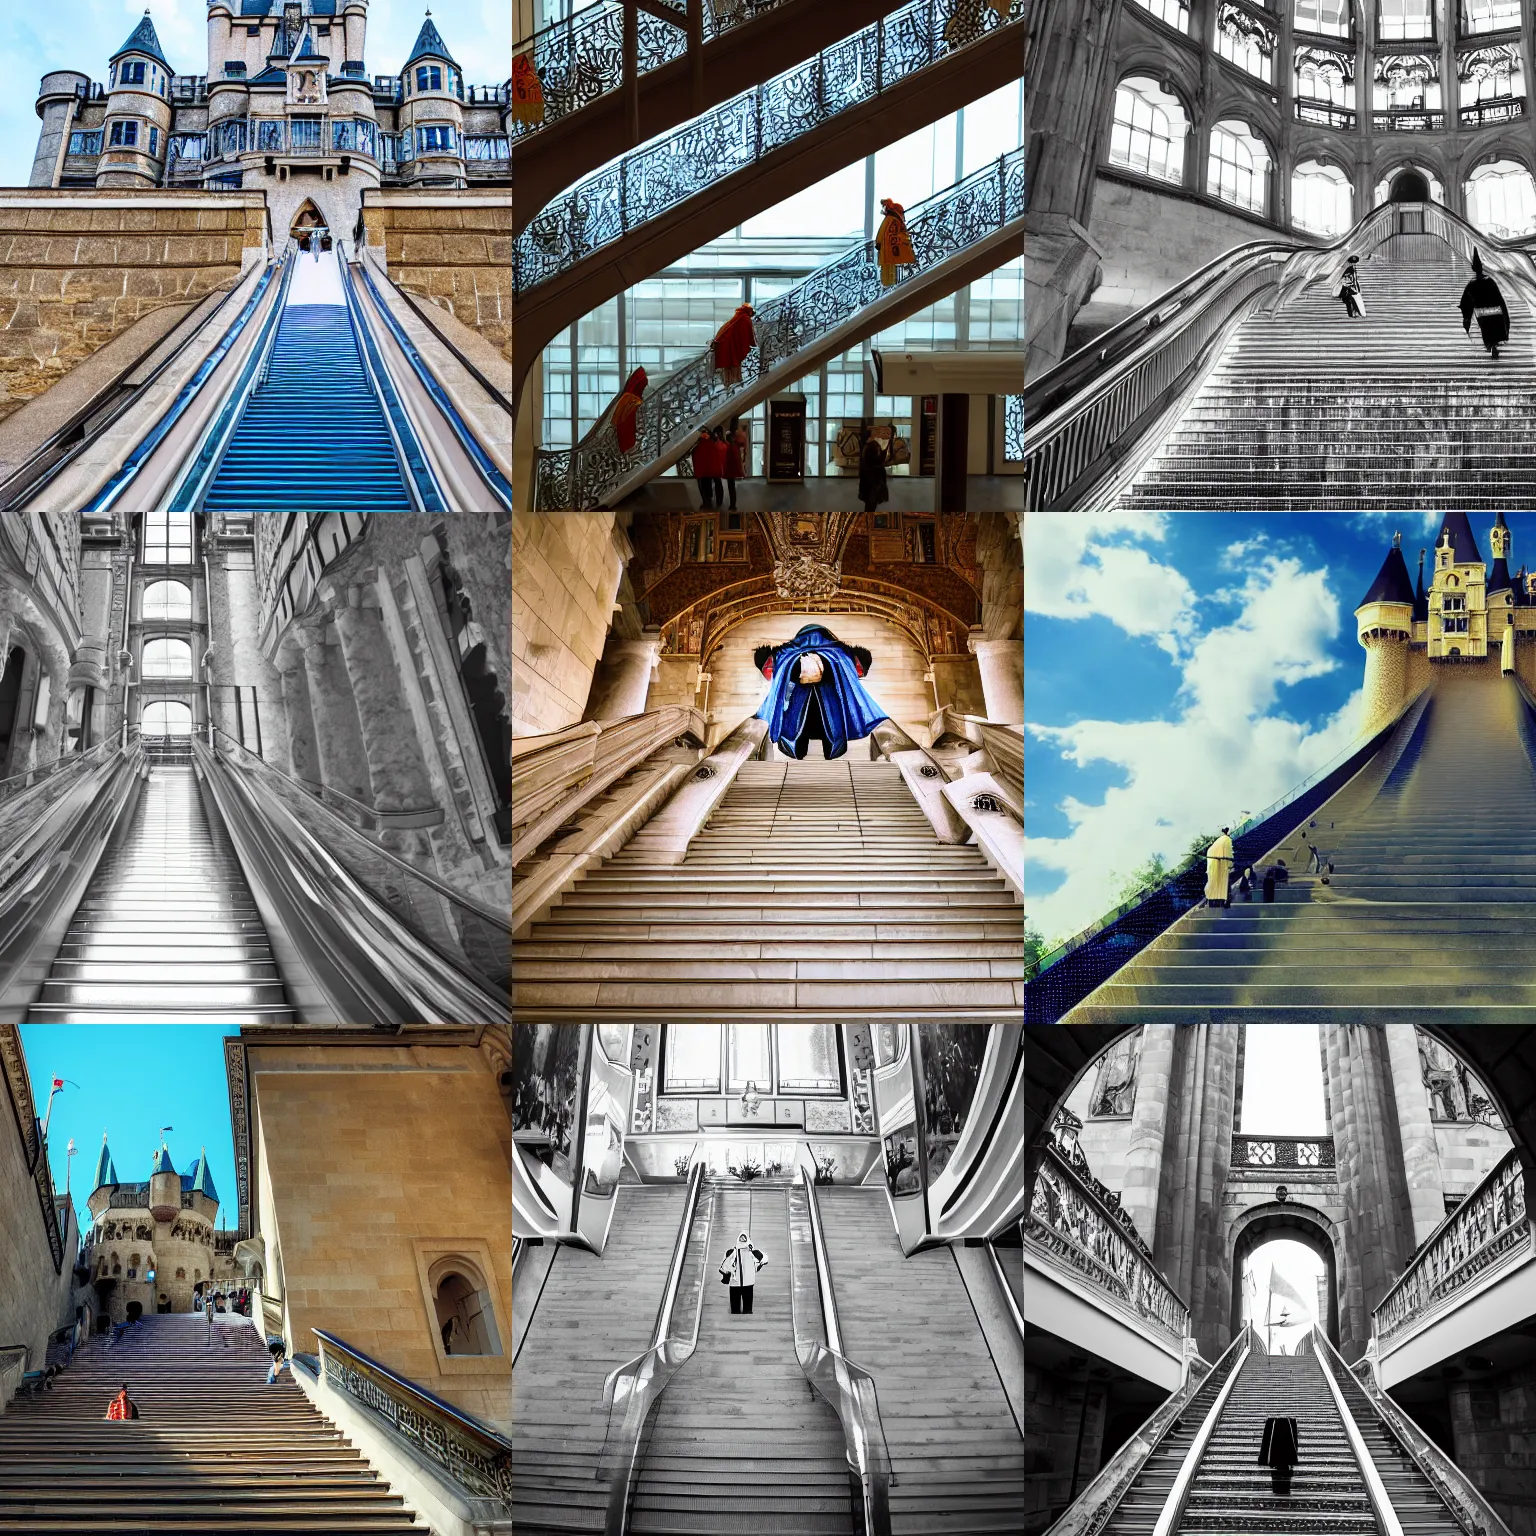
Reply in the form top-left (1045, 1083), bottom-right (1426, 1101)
top-left (918, 395), bottom-right (937, 477)
top-left (832, 420), bottom-right (912, 473)
top-left (767, 396), bottom-right (806, 482)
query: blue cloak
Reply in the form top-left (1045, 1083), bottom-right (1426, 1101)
top-left (753, 625), bottom-right (889, 760)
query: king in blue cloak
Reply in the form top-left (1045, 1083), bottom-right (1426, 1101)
top-left (753, 625), bottom-right (890, 760)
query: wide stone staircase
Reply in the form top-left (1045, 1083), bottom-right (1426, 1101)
top-left (1064, 664), bottom-right (1536, 1030)
top-left (0, 1313), bottom-right (422, 1532)
top-left (1122, 232), bottom-right (1536, 509)
top-left (513, 758), bottom-right (1023, 1016)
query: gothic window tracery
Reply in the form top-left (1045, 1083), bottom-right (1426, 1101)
top-left (1296, 45), bottom-right (1356, 126)
top-left (1209, 119), bottom-right (1273, 213)
top-left (1216, 4), bottom-right (1277, 83)
top-left (1373, 54), bottom-right (1441, 124)
top-left (1089, 1032), bottom-right (1140, 1117)
top-left (1293, 159), bottom-right (1355, 234)
top-left (1458, 44), bottom-right (1525, 122)
top-left (1419, 1033), bottom-right (1504, 1125)
top-left (1109, 77), bottom-right (1188, 185)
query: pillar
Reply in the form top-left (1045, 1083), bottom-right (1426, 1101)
top-left (928, 653), bottom-right (985, 717)
top-left (935, 393), bottom-right (969, 512)
top-left (968, 628), bottom-right (1023, 724)
top-left (586, 627), bottom-right (661, 720)
top-left (1383, 1025), bottom-right (1447, 1248)
top-left (331, 586), bottom-right (437, 814)
top-left (278, 643), bottom-right (322, 790)
top-left (297, 622), bottom-right (372, 804)
top-left (1118, 1026), bottom-right (1175, 1251)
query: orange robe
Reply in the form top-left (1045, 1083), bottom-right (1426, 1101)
top-left (875, 202), bottom-right (915, 287)
top-left (512, 54), bottom-right (544, 125)
top-left (611, 367), bottom-right (647, 455)
top-left (711, 305), bottom-right (756, 386)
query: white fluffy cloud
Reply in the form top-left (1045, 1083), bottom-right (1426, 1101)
top-left (1027, 552), bottom-right (1359, 946)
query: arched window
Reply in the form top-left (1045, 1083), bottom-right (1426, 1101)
top-left (1373, 53), bottom-right (1441, 121)
top-left (1295, 45), bottom-right (1356, 125)
top-left (433, 1266), bottom-right (504, 1357)
top-left (142, 580), bottom-right (192, 622)
top-left (141, 638), bottom-right (192, 679)
top-left (1108, 77), bottom-right (1187, 186)
top-left (1460, 45), bottom-right (1524, 122)
top-left (1295, 0), bottom-right (1351, 36)
top-left (1373, 166), bottom-right (1444, 205)
top-left (1379, 0), bottom-right (1433, 40)
top-left (1462, 0), bottom-right (1522, 36)
top-left (175, 1267), bottom-right (186, 1280)
top-left (1466, 159), bottom-right (1536, 237)
top-left (1215, 4), bottom-right (1276, 83)
top-left (142, 700), bottom-right (193, 737)
top-left (1292, 160), bottom-right (1354, 235)
top-left (1208, 120), bottom-right (1273, 213)
top-left (1130, 0), bottom-right (1191, 30)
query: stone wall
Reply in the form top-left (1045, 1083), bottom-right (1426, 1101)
top-left (1447, 1369), bottom-right (1536, 1536)
top-left (362, 191), bottom-right (511, 361)
top-left (207, 531), bottom-right (292, 776)
top-left (0, 192), bottom-right (265, 423)
top-left (0, 1092), bottom-right (76, 1368)
top-left (251, 1041), bottom-right (512, 1431)
top-left (1434, 1121), bottom-right (1515, 1201)
top-left (1024, 1363), bottom-right (1106, 1536)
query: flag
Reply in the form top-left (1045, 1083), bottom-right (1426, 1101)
top-left (1268, 1263), bottom-right (1314, 1319)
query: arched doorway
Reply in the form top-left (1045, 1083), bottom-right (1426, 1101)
top-left (1230, 1204), bottom-right (1340, 1352)
top-left (289, 200), bottom-right (330, 253)
top-left (1390, 169), bottom-right (1431, 202)
top-left (430, 1257), bottom-right (503, 1357)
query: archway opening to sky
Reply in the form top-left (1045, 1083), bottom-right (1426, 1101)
top-left (1241, 1237), bottom-right (1328, 1355)
top-left (1240, 1023), bottom-right (1328, 1133)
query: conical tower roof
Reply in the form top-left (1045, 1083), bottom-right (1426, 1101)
top-left (1358, 539), bottom-right (1415, 608)
top-left (112, 9), bottom-right (169, 65)
top-left (151, 1141), bottom-right (176, 1176)
top-left (92, 1132), bottom-right (118, 1192)
top-left (188, 1147), bottom-right (218, 1201)
top-left (1434, 512), bottom-right (1482, 567)
top-left (405, 10), bottom-right (458, 67)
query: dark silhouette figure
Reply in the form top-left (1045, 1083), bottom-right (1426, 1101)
top-left (1335, 254), bottom-right (1363, 319)
top-left (1259, 1414), bottom-right (1299, 1497)
top-left (1461, 250), bottom-right (1511, 359)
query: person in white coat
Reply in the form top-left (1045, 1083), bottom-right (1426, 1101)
top-left (720, 1230), bottom-right (768, 1315)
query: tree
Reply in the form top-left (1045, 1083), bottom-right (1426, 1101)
top-left (1024, 922), bottom-right (1047, 972)
top-left (1113, 852), bottom-right (1170, 905)
top-left (1184, 830), bottom-right (1219, 865)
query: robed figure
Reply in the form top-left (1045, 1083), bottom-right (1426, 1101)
top-left (1461, 250), bottom-right (1510, 358)
top-left (610, 367), bottom-right (647, 454)
top-left (1205, 828), bottom-right (1234, 907)
top-left (875, 198), bottom-right (916, 286)
top-left (1258, 1415), bottom-right (1299, 1496)
top-left (712, 304), bottom-right (756, 386)
top-left (512, 54), bottom-right (545, 125)
top-left (754, 625), bottom-right (889, 760)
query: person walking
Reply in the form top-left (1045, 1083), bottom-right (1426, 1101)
top-left (1237, 866), bottom-right (1253, 901)
top-left (722, 423), bottom-right (745, 510)
top-left (859, 432), bottom-right (890, 513)
top-left (1461, 249), bottom-right (1510, 359)
top-left (1204, 827), bottom-right (1235, 908)
top-left (1334, 254), bottom-right (1364, 319)
top-left (1259, 1413), bottom-right (1299, 1497)
top-left (693, 430), bottom-right (717, 509)
top-left (719, 1229), bottom-right (768, 1315)
top-left (104, 1383), bottom-right (139, 1420)
top-left (266, 1339), bottom-right (290, 1384)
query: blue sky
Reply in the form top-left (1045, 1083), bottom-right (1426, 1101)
top-left (0, 0), bottom-right (511, 187)
top-left (1025, 512), bottom-right (1536, 946)
top-left (20, 1024), bottom-right (240, 1235)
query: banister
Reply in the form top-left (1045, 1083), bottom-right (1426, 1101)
top-left (987, 1239), bottom-right (1023, 1339)
top-left (1310, 1329), bottom-right (1404, 1536)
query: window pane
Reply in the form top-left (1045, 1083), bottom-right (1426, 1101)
top-left (143, 512), bottom-right (192, 563)
top-left (142, 581), bottom-right (192, 621)
top-left (665, 1024), bottom-right (721, 1091)
top-left (727, 1024), bottom-right (772, 1092)
top-left (777, 1024), bottom-right (840, 1091)
top-left (142, 700), bottom-right (193, 736)
top-left (142, 638), bottom-right (192, 678)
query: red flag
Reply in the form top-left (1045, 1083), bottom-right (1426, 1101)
top-left (51, 1078), bottom-right (63, 1090)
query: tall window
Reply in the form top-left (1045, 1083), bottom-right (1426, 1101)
top-left (141, 700), bottom-right (193, 737)
top-left (1461, 0), bottom-right (1522, 33)
top-left (1374, 54), bottom-right (1441, 120)
top-left (1216, 4), bottom-right (1276, 83)
top-left (142, 513), bottom-right (192, 564)
top-left (1295, 47), bottom-right (1356, 122)
top-left (141, 638), bottom-right (193, 679)
top-left (661, 1025), bottom-right (843, 1096)
top-left (1241, 1025), bottom-right (1328, 1133)
top-left (1379, 0), bottom-right (1433, 40)
top-left (1292, 160), bottom-right (1354, 235)
top-left (1295, 0), bottom-right (1351, 34)
top-left (1466, 158), bottom-right (1536, 236)
top-left (1130, 0), bottom-right (1191, 28)
top-left (1460, 44), bottom-right (1525, 107)
top-left (416, 64), bottom-right (443, 91)
top-left (1208, 120), bottom-right (1273, 213)
top-left (109, 121), bottom-right (139, 148)
top-left (1108, 76), bottom-right (1188, 185)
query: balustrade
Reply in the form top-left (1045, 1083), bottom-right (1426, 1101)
top-left (536, 149), bottom-right (1022, 509)
top-left (1230, 1134), bottom-right (1336, 1170)
top-left (1461, 97), bottom-right (1525, 125)
top-left (1025, 1143), bottom-right (1189, 1342)
top-left (1003, 394), bottom-right (1023, 462)
top-left (514, 0), bottom-right (1022, 291)
top-left (1374, 1148), bottom-right (1530, 1344)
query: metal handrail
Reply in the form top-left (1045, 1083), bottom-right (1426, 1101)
top-left (987, 1239), bottom-right (1023, 1338)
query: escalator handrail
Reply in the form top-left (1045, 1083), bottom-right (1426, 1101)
top-left (0, 738), bottom-right (120, 812)
top-left (209, 726), bottom-right (511, 932)
top-left (986, 1238), bottom-right (1023, 1339)
top-left (1309, 1328), bottom-right (1405, 1536)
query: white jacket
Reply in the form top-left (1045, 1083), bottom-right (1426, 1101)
top-left (721, 1241), bottom-right (766, 1286)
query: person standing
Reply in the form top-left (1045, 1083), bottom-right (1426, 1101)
top-left (1335, 254), bottom-right (1364, 319)
top-left (719, 1229), bottom-right (768, 1314)
top-left (859, 432), bottom-right (890, 513)
top-left (1205, 827), bottom-right (1235, 908)
top-left (1461, 249), bottom-right (1510, 359)
top-left (693, 430), bottom-right (717, 509)
top-left (104, 1383), bottom-right (139, 1420)
top-left (875, 197), bottom-right (916, 286)
top-left (723, 423), bottom-right (745, 510)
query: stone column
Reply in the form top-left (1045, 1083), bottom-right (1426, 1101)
top-left (330, 585), bottom-right (437, 815)
top-left (968, 628), bottom-right (1023, 724)
top-left (588, 627), bottom-right (662, 720)
top-left (277, 642), bottom-right (322, 790)
top-left (297, 621), bottom-right (372, 804)
top-left (1383, 1025), bottom-right (1447, 1248)
top-left (1118, 1026), bottom-right (1175, 1252)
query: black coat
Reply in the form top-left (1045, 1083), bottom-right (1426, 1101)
top-left (858, 439), bottom-right (889, 505)
top-left (1258, 1416), bottom-right (1299, 1468)
top-left (1460, 274), bottom-right (1510, 346)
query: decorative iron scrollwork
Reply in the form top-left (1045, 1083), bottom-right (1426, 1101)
top-left (535, 148), bottom-right (1025, 510)
top-left (1231, 1134), bottom-right (1336, 1169)
top-left (1004, 394), bottom-right (1023, 462)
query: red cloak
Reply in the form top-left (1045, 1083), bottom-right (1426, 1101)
top-left (712, 305), bottom-right (756, 383)
top-left (611, 367), bottom-right (647, 454)
top-left (512, 55), bottom-right (544, 125)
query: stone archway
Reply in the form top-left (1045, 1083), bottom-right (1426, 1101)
top-left (1390, 169), bottom-right (1430, 203)
top-left (1229, 1202), bottom-right (1342, 1354)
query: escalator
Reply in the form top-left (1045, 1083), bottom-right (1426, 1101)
top-left (512, 0), bottom-right (1023, 393)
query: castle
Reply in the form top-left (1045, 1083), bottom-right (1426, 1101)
top-left (30, 3), bottom-right (511, 250)
top-left (84, 1134), bottom-right (241, 1326)
top-left (1355, 512), bottom-right (1536, 733)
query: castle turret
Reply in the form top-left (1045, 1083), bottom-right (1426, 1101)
top-left (149, 1139), bottom-right (180, 1222)
top-left (97, 10), bottom-right (173, 188)
top-left (1428, 512), bottom-right (1488, 661)
top-left (92, 1131), bottom-right (118, 1193)
top-left (399, 10), bottom-right (466, 188)
top-left (31, 70), bottom-right (91, 188)
top-left (1356, 532), bottom-right (1416, 734)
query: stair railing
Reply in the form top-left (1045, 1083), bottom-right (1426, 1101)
top-left (534, 148), bottom-right (1024, 510)
top-left (597, 1158), bottom-right (712, 1535)
top-left (793, 1175), bottom-right (894, 1536)
top-left (1025, 198), bottom-right (1536, 510)
top-left (1319, 1329), bottom-right (1517, 1536)
top-left (311, 1330), bottom-right (512, 1511)
top-left (1045, 1324), bottom-right (1247, 1536)
top-left (1307, 1327), bottom-right (1405, 1536)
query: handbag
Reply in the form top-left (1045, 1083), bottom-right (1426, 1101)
top-left (719, 1257), bottom-right (733, 1285)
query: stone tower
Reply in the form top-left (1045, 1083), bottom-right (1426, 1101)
top-left (398, 11), bottom-right (468, 189)
top-left (97, 11), bottom-right (173, 189)
top-left (1427, 512), bottom-right (1488, 661)
top-left (1354, 532), bottom-right (1415, 735)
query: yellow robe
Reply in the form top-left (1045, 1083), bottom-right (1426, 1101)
top-left (1205, 832), bottom-right (1234, 906)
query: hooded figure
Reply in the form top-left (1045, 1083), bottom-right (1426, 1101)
top-left (719, 1230), bottom-right (767, 1314)
top-left (712, 304), bottom-right (756, 386)
top-left (512, 53), bottom-right (545, 125)
top-left (1205, 827), bottom-right (1234, 907)
top-left (1334, 254), bottom-right (1363, 318)
top-left (610, 367), bottom-right (647, 455)
top-left (1259, 1414), bottom-right (1299, 1496)
top-left (754, 625), bottom-right (889, 760)
top-left (1461, 249), bottom-right (1510, 358)
top-left (875, 198), bottom-right (916, 286)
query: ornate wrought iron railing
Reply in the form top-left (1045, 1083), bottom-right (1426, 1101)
top-left (535, 149), bottom-right (1024, 509)
top-left (1231, 1135), bottom-right (1336, 1170)
top-left (1334, 1332), bottom-right (1515, 1536)
top-left (1003, 393), bottom-right (1023, 461)
top-left (1374, 1147), bottom-right (1531, 1346)
top-left (512, 0), bottom-right (798, 141)
top-left (515, 0), bottom-right (1022, 291)
top-left (313, 1330), bottom-right (512, 1508)
top-left (1025, 1143), bottom-right (1189, 1343)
